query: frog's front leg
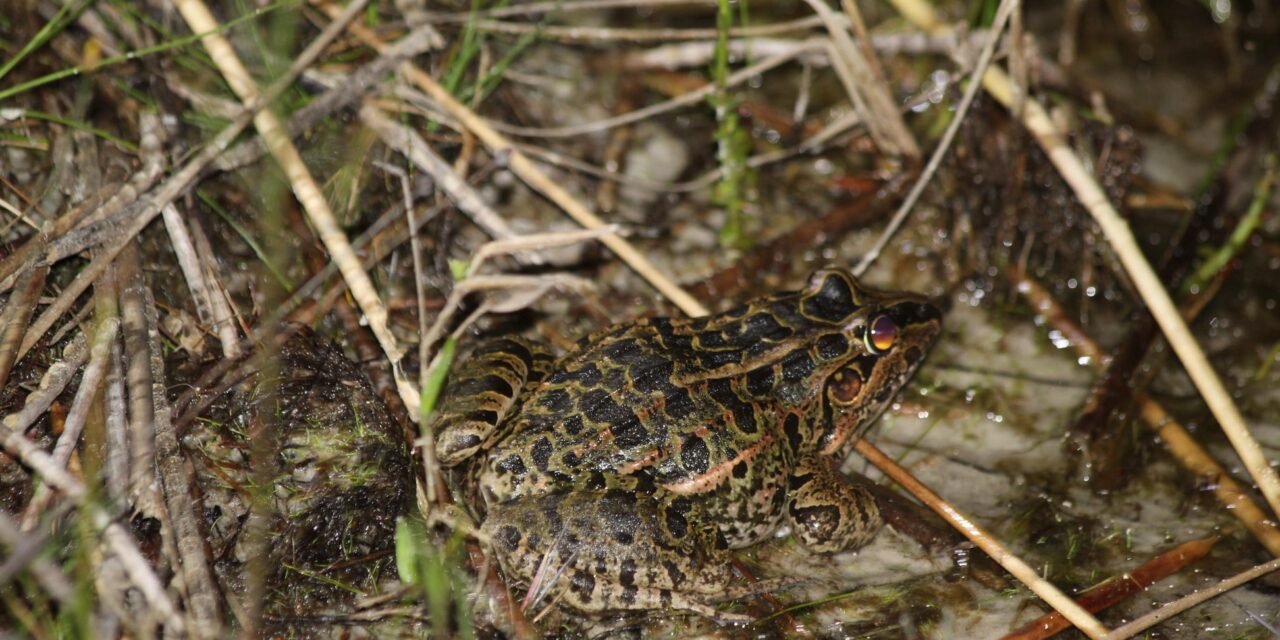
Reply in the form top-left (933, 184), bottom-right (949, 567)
top-left (430, 338), bottom-right (554, 466)
top-left (785, 454), bottom-right (883, 553)
top-left (481, 489), bottom-right (751, 622)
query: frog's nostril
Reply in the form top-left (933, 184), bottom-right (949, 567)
top-left (905, 346), bottom-right (923, 364)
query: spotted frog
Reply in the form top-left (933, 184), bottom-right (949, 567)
top-left (431, 268), bottom-right (941, 621)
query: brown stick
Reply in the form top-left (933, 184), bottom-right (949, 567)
top-left (1000, 536), bottom-right (1218, 640)
top-left (1009, 267), bottom-right (1280, 558)
top-left (854, 439), bottom-right (1109, 639)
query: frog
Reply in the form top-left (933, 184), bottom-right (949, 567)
top-left (430, 267), bottom-right (941, 621)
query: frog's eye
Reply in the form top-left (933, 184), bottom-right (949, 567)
top-left (828, 368), bottom-right (864, 405)
top-left (865, 315), bottom-right (898, 354)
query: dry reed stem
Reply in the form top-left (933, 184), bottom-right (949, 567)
top-left (888, 0), bottom-right (1280, 525)
top-left (1011, 270), bottom-right (1280, 557)
top-left (315, 0), bottom-right (708, 317)
top-left (0, 509), bottom-right (75, 605)
top-left (119, 242), bottom-right (158, 516)
top-left (171, 0), bottom-right (413, 390)
top-left (466, 15), bottom-right (831, 43)
top-left (187, 215), bottom-right (244, 357)
top-left (0, 383), bottom-right (183, 632)
top-left (17, 0), bottom-right (368, 364)
top-left (801, 0), bottom-right (918, 158)
top-left (99, 269), bottom-right (130, 503)
top-left (854, 0), bottom-right (1015, 276)
top-left (854, 439), bottom-right (1110, 639)
top-left (143, 283), bottom-right (224, 638)
top-left (359, 106), bottom-right (526, 244)
top-left (1101, 557), bottom-right (1280, 639)
top-left (17, 317), bottom-right (118, 530)
top-left (161, 203), bottom-right (239, 356)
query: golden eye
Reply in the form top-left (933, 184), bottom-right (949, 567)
top-left (829, 368), bottom-right (864, 405)
top-left (865, 315), bottom-right (898, 354)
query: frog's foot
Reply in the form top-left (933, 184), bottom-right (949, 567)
top-left (429, 338), bottom-right (553, 466)
top-left (481, 489), bottom-right (751, 622)
top-left (786, 455), bottom-right (883, 553)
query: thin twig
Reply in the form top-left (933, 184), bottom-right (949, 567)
top-left (0, 265), bottom-right (46, 387)
top-left (0, 406), bottom-right (183, 633)
top-left (1102, 558), bottom-right (1280, 639)
top-left (458, 41), bottom-right (823, 139)
top-left (2, 333), bottom-right (88, 434)
top-left (17, 0), bottom-right (372, 364)
top-left (515, 111), bottom-right (863, 194)
top-left (172, 1), bottom-right (413, 415)
top-left (855, 439), bottom-right (1110, 639)
top-left (618, 31), bottom-right (986, 71)
top-left (1010, 268), bottom-right (1280, 557)
top-left (318, 0), bottom-right (708, 317)
top-left (855, 0), bottom-right (1016, 276)
top-left (424, 0), bottom-right (705, 22)
top-left (465, 226), bottom-right (619, 279)
top-left (800, 0), bottom-right (918, 157)
top-left (464, 15), bottom-right (831, 43)
top-left (360, 107), bottom-right (528, 245)
top-left (18, 316), bottom-right (118, 530)
top-left (144, 278), bottom-right (224, 638)
top-left (374, 161), bottom-right (432, 390)
top-left (1000, 536), bottom-right (1218, 640)
top-left (890, 0), bottom-right (1280, 523)
top-left (0, 507), bottom-right (75, 605)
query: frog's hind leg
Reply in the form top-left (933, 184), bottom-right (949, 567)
top-left (482, 489), bottom-right (749, 621)
top-left (430, 337), bottom-right (554, 466)
top-left (785, 454), bottom-right (883, 553)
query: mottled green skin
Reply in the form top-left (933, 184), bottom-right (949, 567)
top-left (433, 269), bottom-right (941, 620)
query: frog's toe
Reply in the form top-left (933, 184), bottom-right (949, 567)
top-left (786, 455), bottom-right (883, 553)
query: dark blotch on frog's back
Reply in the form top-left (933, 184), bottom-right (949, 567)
top-left (816, 333), bottom-right (850, 361)
top-left (706, 378), bottom-right (757, 433)
top-left (779, 349), bottom-right (815, 381)
top-left (679, 434), bottom-right (711, 476)
top-left (579, 388), bottom-right (644, 437)
top-left (799, 270), bottom-right (861, 322)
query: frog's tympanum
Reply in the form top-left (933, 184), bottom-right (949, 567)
top-left (431, 268), bottom-right (941, 621)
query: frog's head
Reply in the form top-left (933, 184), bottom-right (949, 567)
top-left (783, 268), bottom-right (941, 456)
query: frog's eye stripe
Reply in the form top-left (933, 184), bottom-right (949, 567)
top-left (865, 316), bottom-right (898, 354)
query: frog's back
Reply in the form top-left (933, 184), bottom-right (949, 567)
top-left (476, 305), bottom-right (810, 504)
